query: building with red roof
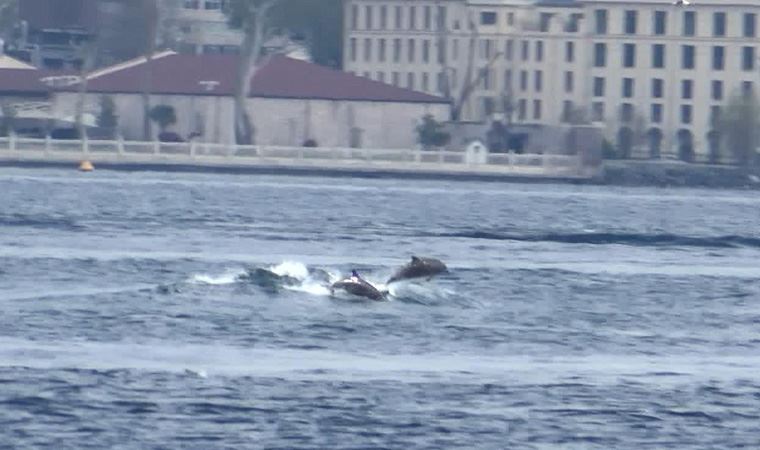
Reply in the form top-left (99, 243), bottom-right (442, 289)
top-left (50, 51), bottom-right (450, 148)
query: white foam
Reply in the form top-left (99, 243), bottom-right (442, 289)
top-left (268, 261), bottom-right (309, 280)
top-left (189, 268), bottom-right (246, 285)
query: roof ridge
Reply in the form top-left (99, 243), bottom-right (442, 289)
top-left (87, 50), bottom-right (176, 80)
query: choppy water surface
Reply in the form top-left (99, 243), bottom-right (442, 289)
top-left (1, 168), bottom-right (760, 449)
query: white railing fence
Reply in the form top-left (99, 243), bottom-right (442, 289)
top-left (0, 135), bottom-right (593, 177)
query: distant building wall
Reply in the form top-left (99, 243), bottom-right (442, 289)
top-left (52, 92), bottom-right (449, 149)
top-left (248, 98), bottom-right (449, 148)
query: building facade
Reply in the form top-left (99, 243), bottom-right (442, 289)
top-left (171, 0), bottom-right (243, 55)
top-left (344, 0), bottom-right (760, 163)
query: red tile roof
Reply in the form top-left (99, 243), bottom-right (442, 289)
top-left (0, 69), bottom-right (49, 96)
top-left (72, 53), bottom-right (448, 104)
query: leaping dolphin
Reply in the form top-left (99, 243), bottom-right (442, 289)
top-left (330, 270), bottom-right (386, 301)
top-left (387, 256), bottom-right (448, 284)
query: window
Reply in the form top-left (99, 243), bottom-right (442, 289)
top-left (351, 5), bottom-right (358, 30)
top-left (422, 40), bottom-right (430, 63)
top-left (683, 11), bottom-right (696, 36)
top-left (654, 11), bottom-right (667, 35)
top-left (566, 42), bottom-right (575, 63)
top-left (505, 40), bottom-right (513, 60)
top-left (392, 72), bottom-right (399, 86)
top-left (424, 6), bottom-right (432, 29)
top-left (681, 105), bottom-right (692, 124)
top-left (712, 80), bottom-right (723, 101)
top-left (682, 45), bottom-right (695, 69)
top-left (623, 43), bottom-right (636, 68)
top-left (562, 101), bottom-right (574, 122)
top-left (652, 44), bottom-right (665, 68)
top-left (651, 104), bottom-right (663, 123)
top-left (522, 41), bottom-right (529, 61)
top-left (365, 5), bottom-right (373, 29)
top-left (564, 71), bottom-right (574, 93)
top-left (408, 39), bottom-right (416, 62)
top-left (710, 106), bottom-right (721, 127)
top-left (437, 6), bottom-right (447, 31)
top-left (364, 38), bottom-right (372, 61)
top-left (407, 72), bottom-right (415, 89)
top-left (622, 78), bottom-right (634, 98)
top-left (652, 78), bottom-right (664, 98)
top-left (380, 6), bottom-right (387, 29)
top-left (624, 10), bottom-right (637, 34)
top-left (518, 99), bottom-right (526, 121)
top-left (593, 77), bottom-right (605, 97)
top-left (620, 103), bottom-right (634, 122)
top-left (395, 6), bottom-right (402, 29)
top-left (422, 72), bottom-right (429, 91)
top-left (204, 1), bottom-right (221, 10)
top-left (592, 102), bottom-right (605, 122)
top-left (409, 6), bottom-right (416, 29)
top-left (594, 43), bottom-right (607, 67)
top-left (535, 12), bottom-right (551, 32)
top-left (379, 39), bottom-right (386, 62)
top-left (745, 13), bottom-right (756, 38)
top-left (452, 39), bottom-right (459, 60)
top-left (393, 39), bottom-right (401, 62)
top-left (742, 46), bottom-right (755, 71)
top-left (481, 11), bottom-right (497, 25)
top-left (183, 0), bottom-right (199, 9)
top-left (482, 69), bottom-right (491, 90)
top-left (743, 81), bottom-right (754, 95)
top-left (482, 97), bottom-right (495, 117)
top-left (534, 70), bottom-right (543, 92)
top-left (536, 41), bottom-right (544, 61)
top-left (520, 70), bottom-right (528, 91)
top-left (595, 9), bottom-right (608, 34)
top-left (533, 100), bottom-right (542, 120)
top-left (350, 38), bottom-right (357, 62)
top-left (480, 39), bottom-right (494, 59)
top-left (504, 70), bottom-right (512, 90)
top-left (681, 79), bottom-right (693, 99)
top-left (713, 12), bottom-right (726, 37)
top-left (507, 12), bottom-right (515, 26)
top-left (712, 46), bottom-right (725, 70)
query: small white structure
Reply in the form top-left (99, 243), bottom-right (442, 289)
top-left (465, 140), bottom-right (488, 165)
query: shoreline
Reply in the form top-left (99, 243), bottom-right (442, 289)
top-left (2, 156), bottom-right (757, 189)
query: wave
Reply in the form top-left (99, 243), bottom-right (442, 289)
top-left (188, 268), bottom-right (247, 285)
top-left (0, 213), bottom-right (84, 232)
top-left (428, 230), bottom-right (760, 249)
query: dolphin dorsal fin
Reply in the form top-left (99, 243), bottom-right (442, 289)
top-left (411, 256), bottom-right (421, 263)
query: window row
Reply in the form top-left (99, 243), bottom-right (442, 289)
top-left (591, 102), bottom-right (722, 127)
top-left (348, 37), bottom-right (578, 65)
top-left (595, 8), bottom-right (756, 38)
top-left (593, 77), bottom-right (754, 102)
top-left (350, 4), bottom-right (447, 31)
top-left (593, 43), bottom-right (757, 71)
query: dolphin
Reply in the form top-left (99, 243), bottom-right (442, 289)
top-left (330, 270), bottom-right (386, 301)
top-left (387, 256), bottom-right (448, 284)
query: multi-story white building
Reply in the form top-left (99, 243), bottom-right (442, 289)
top-left (172, 0), bottom-right (243, 55)
top-left (344, 0), bottom-right (760, 162)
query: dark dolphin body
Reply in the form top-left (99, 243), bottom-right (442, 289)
top-left (330, 270), bottom-right (385, 301)
top-left (387, 256), bottom-right (448, 284)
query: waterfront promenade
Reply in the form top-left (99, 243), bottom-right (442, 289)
top-left (0, 136), bottom-right (598, 181)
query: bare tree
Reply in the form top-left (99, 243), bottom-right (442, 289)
top-left (224, 0), bottom-right (283, 145)
top-left (74, 41), bottom-right (98, 139)
top-left (141, 0), bottom-right (159, 141)
top-left (436, 9), bottom-right (502, 121)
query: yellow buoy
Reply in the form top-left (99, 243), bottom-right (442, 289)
top-left (78, 160), bottom-right (94, 172)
